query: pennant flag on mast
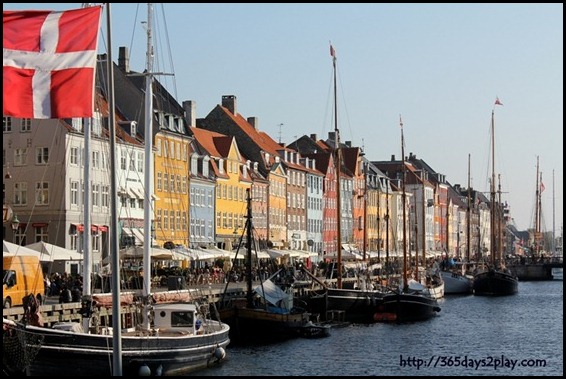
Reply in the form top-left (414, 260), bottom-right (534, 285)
top-left (330, 44), bottom-right (336, 58)
top-left (494, 97), bottom-right (503, 106)
top-left (3, 6), bottom-right (103, 119)
top-left (540, 181), bottom-right (545, 193)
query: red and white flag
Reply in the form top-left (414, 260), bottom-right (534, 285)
top-left (540, 182), bottom-right (545, 193)
top-left (494, 97), bottom-right (503, 106)
top-left (3, 6), bottom-right (103, 119)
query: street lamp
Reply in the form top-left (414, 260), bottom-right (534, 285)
top-left (11, 213), bottom-right (20, 244)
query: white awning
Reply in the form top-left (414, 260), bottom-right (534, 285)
top-left (131, 228), bottom-right (145, 245)
top-left (127, 188), bottom-right (138, 199)
top-left (133, 188), bottom-right (145, 199)
top-left (121, 227), bottom-right (133, 236)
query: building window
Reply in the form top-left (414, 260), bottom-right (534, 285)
top-left (92, 150), bottom-right (100, 169)
top-left (35, 147), bottom-right (49, 165)
top-left (70, 147), bottom-right (79, 165)
top-left (20, 118), bottom-right (32, 132)
top-left (35, 226), bottom-right (48, 243)
top-left (70, 226), bottom-right (78, 250)
top-left (137, 152), bottom-right (143, 173)
top-left (92, 111), bottom-right (102, 136)
top-left (163, 210), bottom-right (169, 230)
top-left (35, 182), bottom-right (49, 205)
top-left (71, 181), bottom-right (79, 206)
top-left (120, 149), bottom-right (127, 170)
top-left (14, 227), bottom-right (26, 246)
top-left (92, 183), bottom-right (100, 207)
top-left (163, 173), bottom-right (169, 192)
top-left (3, 117), bottom-right (12, 132)
top-left (14, 182), bottom-right (27, 206)
top-left (71, 117), bottom-right (83, 132)
top-left (101, 185), bottom-right (109, 208)
top-left (14, 148), bottom-right (28, 166)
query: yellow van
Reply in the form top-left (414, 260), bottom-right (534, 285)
top-left (3, 255), bottom-right (45, 308)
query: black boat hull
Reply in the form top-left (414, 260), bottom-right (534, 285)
top-left (6, 321), bottom-right (230, 376)
top-left (473, 269), bottom-right (519, 296)
top-left (218, 305), bottom-right (309, 344)
top-left (303, 287), bottom-right (385, 323)
top-left (381, 292), bottom-right (441, 323)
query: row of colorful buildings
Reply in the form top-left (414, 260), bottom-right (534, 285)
top-left (3, 46), bottom-right (513, 267)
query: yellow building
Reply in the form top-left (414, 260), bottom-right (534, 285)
top-left (153, 131), bottom-right (192, 248)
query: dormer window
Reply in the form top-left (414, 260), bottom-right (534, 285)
top-left (130, 121), bottom-right (137, 136)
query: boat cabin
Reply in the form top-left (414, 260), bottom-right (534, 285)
top-left (153, 303), bottom-right (199, 334)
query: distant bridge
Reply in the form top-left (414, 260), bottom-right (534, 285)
top-left (507, 257), bottom-right (562, 281)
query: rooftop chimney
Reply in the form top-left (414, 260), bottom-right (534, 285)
top-left (310, 133), bottom-right (317, 141)
top-left (183, 100), bottom-right (196, 128)
top-left (247, 117), bottom-right (258, 130)
top-left (222, 95), bottom-right (237, 114)
top-left (328, 131), bottom-right (336, 142)
top-left (391, 154), bottom-right (396, 161)
top-left (118, 46), bottom-right (129, 73)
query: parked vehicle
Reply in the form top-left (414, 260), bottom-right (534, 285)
top-left (3, 255), bottom-right (45, 308)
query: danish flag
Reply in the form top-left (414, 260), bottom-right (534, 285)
top-left (3, 6), bottom-right (103, 119)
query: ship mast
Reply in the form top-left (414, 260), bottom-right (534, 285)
top-left (400, 115), bottom-right (408, 293)
top-left (489, 108), bottom-right (496, 266)
top-left (331, 43), bottom-right (342, 289)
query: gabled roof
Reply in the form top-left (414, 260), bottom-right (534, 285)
top-left (190, 127), bottom-right (233, 159)
top-left (198, 102), bottom-right (306, 177)
top-left (302, 152), bottom-right (333, 176)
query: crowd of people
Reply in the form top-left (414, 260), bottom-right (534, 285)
top-left (44, 272), bottom-right (83, 303)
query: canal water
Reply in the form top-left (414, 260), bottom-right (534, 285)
top-left (199, 280), bottom-right (563, 376)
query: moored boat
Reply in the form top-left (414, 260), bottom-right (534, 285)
top-left (472, 99), bottom-right (518, 296)
top-left (215, 189), bottom-right (314, 344)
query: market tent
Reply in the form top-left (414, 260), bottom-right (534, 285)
top-left (25, 241), bottom-right (83, 261)
top-left (172, 247), bottom-right (218, 261)
top-left (3, 240), bottom-right (43, 259)
top-left (119, 246), bottom-right (175, 260)
top-left (233, 248), bottom-right (271, 259)
top-left (266, 249), bottom-right (303, 259)
top-left (324, 250), bottom-right (363, 260)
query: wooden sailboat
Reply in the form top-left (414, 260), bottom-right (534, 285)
top-left (2, 4), bottom-right (230, 376)
top-left (508, 156), bottom-right (556, 280)
top-left (216, 188), bottom-right (323, 343)
top-left (381, 116), bottom-right (441, 322)
top-left (472, 99), bottom-right (518, 296)
top-left (301, 44), bottom-right (387, 324)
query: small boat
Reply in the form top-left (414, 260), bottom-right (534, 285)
top-left (440, 268), bottom-right (473, 295)
top-left (297, 321), bottom-right (331, 339)
top-left (216, 189), bottom-right (315, 344)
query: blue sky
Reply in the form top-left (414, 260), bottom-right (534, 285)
top-left (4, 3), bottom-right (563, 235)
